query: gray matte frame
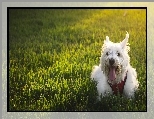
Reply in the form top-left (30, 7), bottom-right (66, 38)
top-left (2, 2), bottom-right (153, 119)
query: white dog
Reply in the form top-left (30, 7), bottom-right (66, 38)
top-left (91, 32), bottom-right (139, 100)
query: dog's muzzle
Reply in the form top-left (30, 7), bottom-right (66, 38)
top-left (108, 58), bottom-right (117, 81)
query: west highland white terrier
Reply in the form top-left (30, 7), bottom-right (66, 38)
top-left (91, 32), bottom-right (139, 100)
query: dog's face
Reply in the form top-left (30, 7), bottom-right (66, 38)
top-left (100, 32), bottom-right (130, 83)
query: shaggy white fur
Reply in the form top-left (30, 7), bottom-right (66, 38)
top-left (91, 32), bottom-right (139, 100)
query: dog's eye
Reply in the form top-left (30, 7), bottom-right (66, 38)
top-left (106, 52), bottom-right (109, 56)
top-left (117, 52), bottom-right (120, 56)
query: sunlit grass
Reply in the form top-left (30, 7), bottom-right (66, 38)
top-left (9, 9), bottom-right (146, 111)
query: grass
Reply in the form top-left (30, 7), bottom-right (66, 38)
top-left (9, 9), bottom-right (146, 111)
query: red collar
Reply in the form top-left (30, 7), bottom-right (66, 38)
top-left (108, 72), bottom-right (127, 95)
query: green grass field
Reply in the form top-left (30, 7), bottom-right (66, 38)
top-left (9, 9), bottom-right (146, 111)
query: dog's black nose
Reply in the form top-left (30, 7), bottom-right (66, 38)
top-left (109, 58), bottom-right (115, 66)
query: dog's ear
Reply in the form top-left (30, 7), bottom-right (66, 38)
top-left (102, 36), bottom-right (110, 52)
top-left (106, 36), bottom-right (110, 42)
top-left (104, 36), bottom-right (110, 44)
top-left (121, 31), bottom-right (129, 49)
